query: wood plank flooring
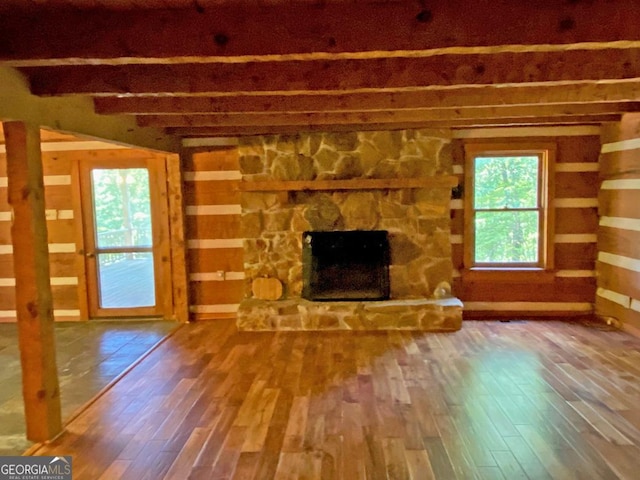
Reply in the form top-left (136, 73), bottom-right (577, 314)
top-left (35, 319), bottom-right (640, 479)
top-left (0, 320), bottom-right (175, 456)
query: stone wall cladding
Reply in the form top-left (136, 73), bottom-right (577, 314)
top-left (238, 129), bottom-right (461, 331)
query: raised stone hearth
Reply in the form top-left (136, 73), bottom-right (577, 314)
top-left (238, 298), bottom-right (462, 331)
top-left (237, 129), bottom-right (463, 331)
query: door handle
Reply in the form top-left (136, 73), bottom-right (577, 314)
top-left (86, 252), bottom-right (96, 258)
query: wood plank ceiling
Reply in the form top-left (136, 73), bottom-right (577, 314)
top-left (1, 0), bottom-right (640, 139)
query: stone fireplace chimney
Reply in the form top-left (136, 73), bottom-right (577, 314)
top-left (237, 129), bottom-right (462, 331)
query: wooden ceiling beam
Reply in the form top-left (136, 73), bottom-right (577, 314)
top-left (2, 1), bottom-right (640, 66)
top-left (168, 115), bottom-right (620, 137)
top-left (93, 83), bottom-right (640, 115)
top-left (26, 49), bottom-right (640, 96)
top-left (170, 124), bottom-right (440, 137)
top-left (137, 103), bottom-right (639, 128)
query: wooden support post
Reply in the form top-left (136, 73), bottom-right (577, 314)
top-left (3, 121), bottom-right (62, 442)
top-left (166, 153), bottom-right (189, 323)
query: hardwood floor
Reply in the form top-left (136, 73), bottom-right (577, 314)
top-left (0, 320), bottom-right (175, 456)
top-left (34, 319), bottom-right (640, 479)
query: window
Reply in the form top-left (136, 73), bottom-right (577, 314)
top-left (464, 142), bottom-right (555, 270)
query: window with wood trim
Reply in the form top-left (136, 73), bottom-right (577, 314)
top-left (464, 142), bottom-right (555, 269)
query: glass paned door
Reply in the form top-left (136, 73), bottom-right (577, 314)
top-left (82, 161), bottom-right (162, 318)
top-left (92, 168), bottom-right (155, 308)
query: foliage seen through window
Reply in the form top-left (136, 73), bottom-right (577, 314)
top-left (473, 155), bottom-right (540, 264)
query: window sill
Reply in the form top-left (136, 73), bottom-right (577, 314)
top-left (461, 268), bottom-right (556, 284)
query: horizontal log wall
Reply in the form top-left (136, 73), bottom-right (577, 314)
top-left (596, 114), bottom-right (640, 337)
top-left (182, 148), bottom-right (244, 319)
top-left (0, 130), bottom-right (81, 321)
top-left (452, 129), bottom-right (601, 318)
top-left (185, 131), bottom-right (603, 321)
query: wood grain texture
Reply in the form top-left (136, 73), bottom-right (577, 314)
top-left (555, 207), bottom-right (599, 234)
top-left (48, 253), bottom-right (79, 278)
top-left (450, 209), bottom-right (464, 236)
top-left (599, 189), bottom-right (640, 219)
top-left (599, 227), bottom-right (640, 260)
top-left (557, 136), bottom-right (601, 165)
top-left (599, 139), bottom-right (640, 178)
top-left (138, 103), bottom-right (639, 128)
top-left (555, 172), bottom-right (599, 198)
top-left (0, 253), bottom-right (77, 284)
top-left (93, 85), bottom-right (640, 115)
top-left (24, 50), bottom-right (640, 96)
top-left (43, 219), bottom-right (77, 243)
top-left (187, 248), bottom-right (243, 274)
top-left (33, 319), bottom-right (640, 479)
top-left (189, 281), bottom-right (245, 306)
top-left (185, 215), bottom-right (241, 240)
top-left (166, 154), bottom-right (189, 323)
top-left (4, 121), bottom-right (62, 441)
top-left (6, 1), bottom-right (640, 63)
top-left (183, 181), bottom-right (241, 206)
top-left (457, 277), bottom-right (596, 303)
top-left (50, 285), bottom-right (79, 310)
top-left (601, 113), bottom-right (640, 143)
top-left (170, 116), bottom-right (622, 137)
top-left (597, 263), bottom-right (640, 304)
top-left (451, 244), bottom-right (464, 271)
top-left (184, 149), bottom-right (239, 172)
top-left (555, 243), bottom-right (598, 270)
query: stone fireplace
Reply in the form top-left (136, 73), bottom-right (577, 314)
top-left (237, 129), bottom-right (463, 331)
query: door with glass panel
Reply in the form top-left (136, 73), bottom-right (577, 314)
top-left (80, 159), bottom-right (162, 318)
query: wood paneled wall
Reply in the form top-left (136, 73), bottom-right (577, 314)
top-left (1, 130), bottom-right (82, 321)
top-left (597, 114), bottom-right (640, 336)
top-left (182, 148), bottom-right (244, 319)
top-left (451, 130), bottom-right (601, 319)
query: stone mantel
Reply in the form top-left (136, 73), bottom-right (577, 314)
top-left (238, 176), bottom-right (459, 192)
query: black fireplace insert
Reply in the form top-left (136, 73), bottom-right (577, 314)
top-left (302, 230), bottom-right (390, 301)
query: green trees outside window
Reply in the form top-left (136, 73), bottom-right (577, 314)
top-left (91, 168), bottom-right (153, 262)
top-left (92, 168), bottom-right (152, 246)
top-left (472, 155), bottom-right (542, 265)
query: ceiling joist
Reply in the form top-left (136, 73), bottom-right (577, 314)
top-left (136, 103), bottom-right (639, 128)
top-left (3, 1), bottom-right (640, 66)
top-left (93, 83), bottom-right (640, 115)
top-left (25, 49), bottom-right (640, 96)
top-left (167, 115), bottom-right (621, 137)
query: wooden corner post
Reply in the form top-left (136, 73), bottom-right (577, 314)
top-left (3, 121), bottom-right (62, 441)
top-left (166, 153), bottom-right (189, 323)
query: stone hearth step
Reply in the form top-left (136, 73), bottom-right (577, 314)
top-left (237, 297), bottom-right (462, 331)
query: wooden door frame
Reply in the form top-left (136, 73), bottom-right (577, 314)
top-left (74, 155), bottom-right (172, 319)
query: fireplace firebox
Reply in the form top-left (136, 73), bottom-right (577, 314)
top-left (302, 230), bottom-right (390, 301)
